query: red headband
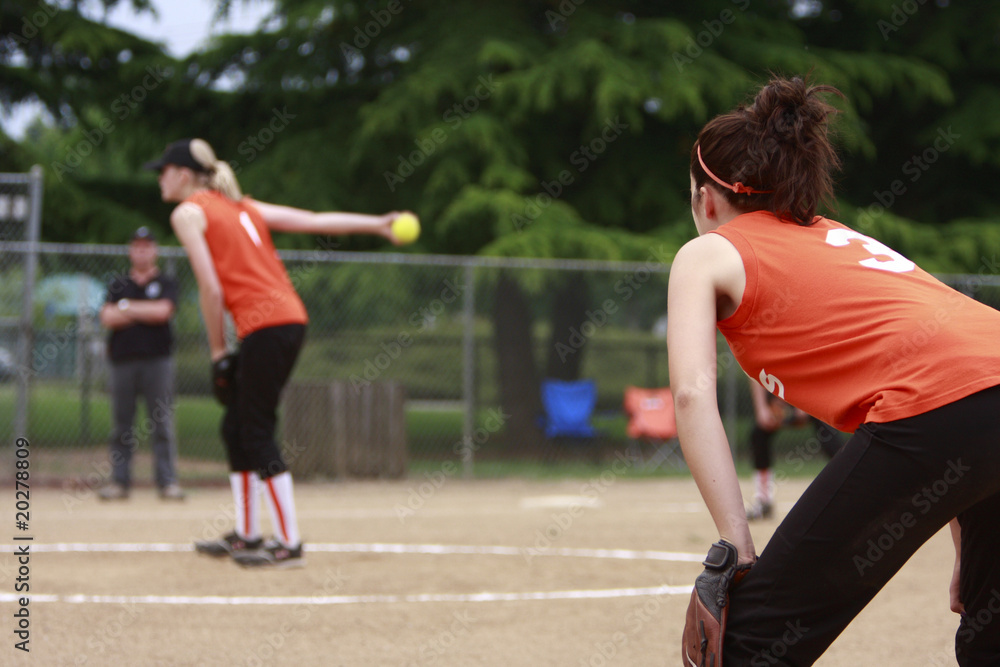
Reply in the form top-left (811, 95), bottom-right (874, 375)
top-left (696, 145), bottom-right (773, 195)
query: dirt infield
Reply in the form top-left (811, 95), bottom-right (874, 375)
top-left (4, 477), bottom-right (958, 666)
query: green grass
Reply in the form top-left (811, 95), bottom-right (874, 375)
top-left (3, 382), bottom-right (835, 480)
top-left (1, 382), bottom-right (225, 459)
top-left (407, 449), bottom-right (830, 480)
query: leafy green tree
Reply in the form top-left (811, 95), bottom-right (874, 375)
top-left (1, 0), bottom-right (181, 240)
top-left (7, 0), bottom-right (1000, 448)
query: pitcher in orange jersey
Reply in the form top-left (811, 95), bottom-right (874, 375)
top-left (145, 138), bottom-right (413, 568)
top-left (668, 77), bottom-right (1000, 665)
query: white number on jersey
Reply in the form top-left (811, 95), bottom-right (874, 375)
top-left (759, 369), bottom-right (785, 399)
top-left (239, 211), bottom-right (264, 248)
top-left (825, 228), bottom-right (915, 273)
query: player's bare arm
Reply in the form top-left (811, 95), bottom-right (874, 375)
top-left (171, 202), bottom-right (228, 361)
top-left (668, 234), bottom-right (755, 564)
top-left (248, 199), bottom-right (397, 239)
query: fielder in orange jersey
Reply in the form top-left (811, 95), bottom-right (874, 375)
top-left (669, 77), bottom-right (1000, 665)
top-left (144, 138), bottom-right (412, 568)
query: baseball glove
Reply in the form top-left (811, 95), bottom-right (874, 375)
top-left (681, 539), bottom-right (753, 667)
top-left (211, 353), bottom-right (238, 406)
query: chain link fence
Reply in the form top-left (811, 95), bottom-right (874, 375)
top-left (1, 168), bottom-right (43, 449)
top-left (4, 216), bottom-right (1000, 486)
top-left (2, 239), bottom-right (687, 483)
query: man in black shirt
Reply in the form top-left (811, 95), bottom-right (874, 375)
top-left (98, 226), bottom-right (184, 500)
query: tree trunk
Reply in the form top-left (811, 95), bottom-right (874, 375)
top-left (492, 272), bottom-right (544, 455)
top-left (545, 273), bottom-right (590, 381)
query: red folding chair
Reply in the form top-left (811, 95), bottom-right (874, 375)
top-left (623, 386), bottom-right (684, 469)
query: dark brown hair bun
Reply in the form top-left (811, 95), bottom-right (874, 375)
top-left (692, 76), bottom-right (844, 225)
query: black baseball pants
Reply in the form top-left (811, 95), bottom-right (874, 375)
top-left (221, 323), bottom-right (305, 479)
top-left (725, 384), bottom-right (1000, 666)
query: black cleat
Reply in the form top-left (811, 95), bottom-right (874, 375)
top-left (194, 531), bottom-right (263, 557)
top-left (232, 541), bottom-right (305, 569)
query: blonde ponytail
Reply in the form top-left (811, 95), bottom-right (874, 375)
top-left (209, 160), bottom-right (243, 201)
top-left (189, 138), bottom-right (244, 201)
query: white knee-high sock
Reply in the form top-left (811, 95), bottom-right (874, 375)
top-left (753, 469), bottom-right (774, 504)
top-left (229, 471), bottom-right (261, 540)
top-left (262, 471), bottom-right (300, 547)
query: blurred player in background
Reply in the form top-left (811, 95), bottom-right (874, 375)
top-left (98, 226), bottom-right (184, 501)
top-left (144, 138), bottom-right (409, 568)
top-left (744, 379), bottom-right (844, 520)
top-left (668, 76), bottom-right (1000, 664)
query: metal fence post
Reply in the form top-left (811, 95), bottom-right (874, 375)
top-left (14, 166), bottom-right (43, 440)
top-left (723, 339), bottom-right (738, 457)
top-left (461, 262), bottom-right (476, 478)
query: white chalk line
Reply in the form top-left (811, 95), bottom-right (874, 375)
top-left (54, 502), bottom-right (708, 521)
top-left (0, 542), bottom-right (699, 605)
top-left (1, 542), bottom-right (705, 563)
top-left (0, 583), bottom-right (694, 606)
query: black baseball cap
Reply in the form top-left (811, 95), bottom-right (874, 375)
top-left (131, 226), bottom-right (156, 242)
top-left (143, 139), bottom-right (210, 173)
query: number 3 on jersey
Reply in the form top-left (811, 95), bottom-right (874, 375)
top-left (825, 228), bottom-right (915, 273)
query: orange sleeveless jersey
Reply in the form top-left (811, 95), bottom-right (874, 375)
top-left (186, 191), bottom-right (307, 338)
top-left (711, 212), bottom-right (1000, 432)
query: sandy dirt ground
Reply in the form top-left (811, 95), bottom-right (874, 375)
top-left (2, 477), bottom-right (960, 666)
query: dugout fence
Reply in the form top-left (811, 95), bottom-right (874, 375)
top-left (3, 238), bottom-right (1000, 485)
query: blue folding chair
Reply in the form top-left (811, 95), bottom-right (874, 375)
top-left (540, 378), bottom-right (597, 439)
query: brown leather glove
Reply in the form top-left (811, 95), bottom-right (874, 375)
top-left (681, 539), bottom-right (753, 667)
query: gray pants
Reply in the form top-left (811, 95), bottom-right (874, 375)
top-left (108, 356), bottom-right (178, 488)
